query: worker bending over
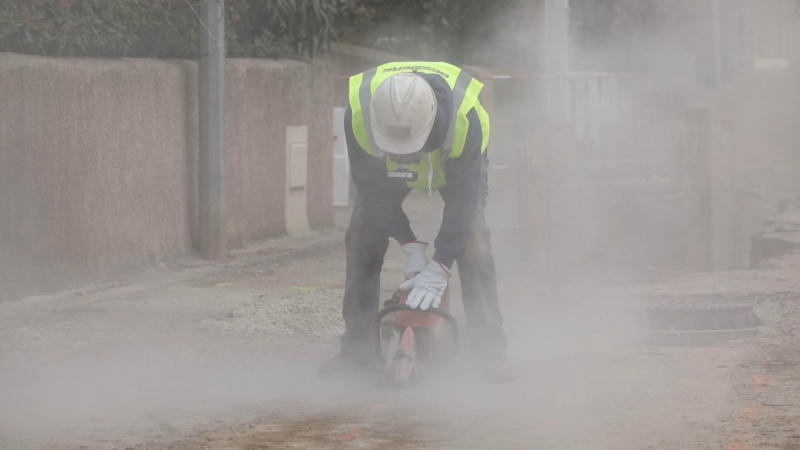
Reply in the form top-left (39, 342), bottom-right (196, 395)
top-left (323, 62), bottom-right (512, 383)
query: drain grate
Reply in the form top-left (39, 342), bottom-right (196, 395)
top-left (643, 298), bottom-right (762, 331)
top-left (636, 297), bottom-right (762, 346)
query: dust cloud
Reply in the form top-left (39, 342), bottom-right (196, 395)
top-left (3, 1), bottom-right (800, 449)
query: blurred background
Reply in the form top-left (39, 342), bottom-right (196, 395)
top-left (4, 0), bottom-right (800, 301)
top-left (4, 2), bottom-right (800, 449)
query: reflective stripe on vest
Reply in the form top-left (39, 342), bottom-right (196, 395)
top-left (349, 62), bottom-right (490, 192)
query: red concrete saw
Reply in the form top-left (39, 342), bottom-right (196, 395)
top-left (373, 283), bottom-right (459, 383)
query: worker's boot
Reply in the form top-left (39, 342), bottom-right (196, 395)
top-left (318, 352), bottom-right (366, 378)
top-left (318, 338), bottom-right (373, 378)
top-left (475, 353), bottom-right (515, 383)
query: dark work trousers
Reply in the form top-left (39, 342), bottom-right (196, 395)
top-left (340, 155), bottom-right (507, 358)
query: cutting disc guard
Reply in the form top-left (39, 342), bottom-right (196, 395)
top-left (385, 326), bottom-right (417, 383)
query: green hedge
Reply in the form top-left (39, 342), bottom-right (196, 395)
top-left (337, 0), bottom-right (517, 66)
top-left (0, 0), bottom-right (338, 59)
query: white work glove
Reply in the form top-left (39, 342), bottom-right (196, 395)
top-left (400, 241), bottom-right (429, 279)
top-left (399, 260), bottom-right (451, 311)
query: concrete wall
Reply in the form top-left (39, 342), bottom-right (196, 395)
top-left (0, 53), bottom-right (332, 302)
top-left (225, 59), bottom-right (332, 244)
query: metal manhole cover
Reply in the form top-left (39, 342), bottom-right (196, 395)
top-left (635, 297), bottom-right (762, 347)
top-left (645, 298), bottom-right (754, 311)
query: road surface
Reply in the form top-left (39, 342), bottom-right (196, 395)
top-left (1, 188), bottom-right (799, 450)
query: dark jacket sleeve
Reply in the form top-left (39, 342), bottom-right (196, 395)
top-left (344, 107), bottom-right (416, 244)
top-left (433, 108), bottom-right (484, 269)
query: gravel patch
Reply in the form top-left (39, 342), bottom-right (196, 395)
top-left (210, 288), bottom-right (344, 336)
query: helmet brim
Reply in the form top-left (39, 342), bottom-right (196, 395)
top-left (372, 126), bottom-right (432, 155)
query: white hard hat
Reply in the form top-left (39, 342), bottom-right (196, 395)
top-left (369, 73), bottom-right (437, 155)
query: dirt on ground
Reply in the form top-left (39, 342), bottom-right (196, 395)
top-left (2, 189), bottom-right (800, 450)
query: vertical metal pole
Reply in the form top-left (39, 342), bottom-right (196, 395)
top-left (199, 0), bottom-right (227, 260)
top-left (544, 0), bottom-right (571, 123)
top-left (597, 76), bottom-right (604, 153)
top-left (682, 109), bottom-right (713, 271)
top-left (779, 0), bottom-right (786, 58)
top-left (570, 78), bottom-right (577, 137)
top-left (713, 0), bottom-right (725, 87)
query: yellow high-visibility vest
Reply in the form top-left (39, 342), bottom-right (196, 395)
top-left (348, 61), bottom-right (490, 192)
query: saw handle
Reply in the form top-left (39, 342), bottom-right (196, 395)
top-left (372, 304), bottom-right (459, 364)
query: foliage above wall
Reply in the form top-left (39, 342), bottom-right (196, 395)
top-left (0, 0), bottom-right (338, 58)
top-left (337, 0), bottom-right (517, 65)
top-left (0, 0), bottom-right (515, 63)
